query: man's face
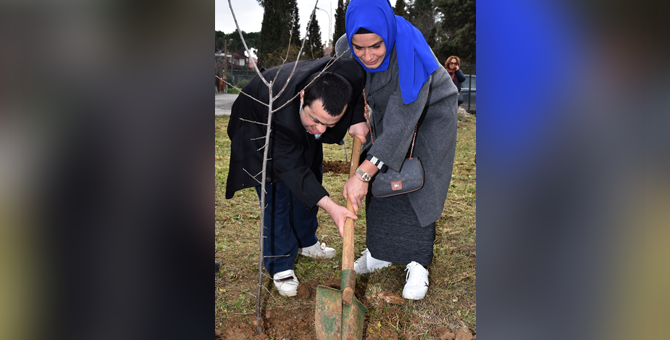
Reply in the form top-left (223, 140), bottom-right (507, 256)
top-left (299, 92), bottom-right (346, 135)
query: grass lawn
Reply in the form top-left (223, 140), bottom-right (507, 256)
top-left (215, 111), bottom-right (476, 339)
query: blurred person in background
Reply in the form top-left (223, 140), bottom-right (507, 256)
top-left (446, 56), bottom-right (466, 105)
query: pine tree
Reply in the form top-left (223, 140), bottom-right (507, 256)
top-left (306, 13), bottom-right (324, 59)
top-left (394, 0), bottom-right (408, 18)
top-left (412, 0), bottom-right (434, 40)
top-left (290, 1), bottom-right (301, 48)
top-left (405, 0), bottom-right (415, 22)
top-left (332, 0), bottom-right (346, 45)
top-left (258, 0), bottom-right (299, 67)
top-left (434, 0), bottom-right (476, 63)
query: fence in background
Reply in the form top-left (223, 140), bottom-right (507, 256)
top-left (460, 64), bottom-right (476, 113)
top-left (225, 70), bottom-right (258, 90)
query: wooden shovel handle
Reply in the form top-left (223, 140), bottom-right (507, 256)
top-left (342, 136), bottom-right (363, 272)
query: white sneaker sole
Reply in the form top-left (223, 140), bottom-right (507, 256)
top-left (278, 289), bottom-right (298, 297)
top-left (402, 288), bottom-right (427, 300)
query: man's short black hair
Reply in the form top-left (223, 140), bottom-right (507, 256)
top-left (302, 72), bottom-right (353, 117)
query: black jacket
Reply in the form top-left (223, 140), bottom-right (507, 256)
top-left (225, 57), bottom-right (366, 209)
top-left (452, 69), bottom-right (466, 92)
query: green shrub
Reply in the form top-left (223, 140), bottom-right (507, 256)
top-left (235, 79), bottom-right (249, 89)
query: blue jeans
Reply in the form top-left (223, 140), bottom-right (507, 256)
top-left (255, 182), bottom-right (319, 276)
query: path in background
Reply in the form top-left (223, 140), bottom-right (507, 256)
top-left (215, 93), bottom-right (238, 116)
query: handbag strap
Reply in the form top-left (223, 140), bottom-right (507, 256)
top-left (362, 88), bottom-right (418, 159)
top-left (362, 89), bottom-right (374, 144)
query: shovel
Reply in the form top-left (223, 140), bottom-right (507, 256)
top-left (315, 136), bottom-right (367, 340)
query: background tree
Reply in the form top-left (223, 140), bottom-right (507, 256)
top-left (434, 0), bottom-right (476, 64)
top-left (411, 0), bottom-right (435, 40)
top-left (257, 0), bottom-right (301, 68)
top-left (394, 0), bottom-right (409, 19)
top-left (216, 30), bottom-right (261, 53)
top-left (305, 16), bottom-right (324, 59)
top-left (290, 2), bottom-right (302, 49)
top-left (332, 0), bottom-right (346, 45)
top-left (215, 30), bottom-right (225, 52)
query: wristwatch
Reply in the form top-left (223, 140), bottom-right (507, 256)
top-left (355, 167), bottom-right (371, 182)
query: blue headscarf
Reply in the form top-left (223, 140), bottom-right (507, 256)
top-left (345, 0), bottom-right (439, 104)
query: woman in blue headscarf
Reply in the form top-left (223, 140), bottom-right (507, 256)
top-left (338, 0), bottom-right (459, 300)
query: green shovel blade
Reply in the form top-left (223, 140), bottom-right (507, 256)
top-left (315, 286), bottom-right (367, 340)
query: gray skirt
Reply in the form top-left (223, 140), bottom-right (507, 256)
top-left (365, 193), bottom-right (436, 267)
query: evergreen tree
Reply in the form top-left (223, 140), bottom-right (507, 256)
top-left (434, 0), bottom-right (476, 63)
top-left (412, 0), bottom-right (434, 40)
top-left (305, 13), bottom-right (324, 59)
top-left (405, 0), bottom-right (415, 22)
top-left (394, 0), bottom-right (408, 18)
top-left (290, 2), bottom-right (301, 48)
top-left (258, 0), bottom-right (299, 67)
top-left (332, 0), bottom-right (346, 45)
top-left (216, 30), bottom-right (261, 54)
top-left (215, 30), bottom-right (225, 52)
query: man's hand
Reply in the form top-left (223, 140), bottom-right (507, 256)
top-left (348, 122), bottom-right (368, 144)
top-left (317, 196), bottom-right (357, 237)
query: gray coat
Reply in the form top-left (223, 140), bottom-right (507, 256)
top-left (336, 35), bottom-right (458, 227)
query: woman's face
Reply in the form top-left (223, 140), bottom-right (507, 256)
top-left (351, 33), bottom-right (387, 69)
top-left (448, 58), bottom-right (458, 69)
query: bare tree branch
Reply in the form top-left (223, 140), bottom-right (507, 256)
top-left (271, 51), bottom-right (348, 113)
top-left (254, 83), bottom-right (275, 335)
top-left (270, 11), bottom-right (299, 86)
top-left (272, 1), bottom-right (320, 101)
top-left (242, 168), bottom-right (264, 187)
top-left (227, 0), bottom-right (267, 85)
top-left (238, 118), bottom-right (269, 126)
top-left (216, 75), bottom-right (269, 108)
top-left (257, 143), bottom-right (269, 152)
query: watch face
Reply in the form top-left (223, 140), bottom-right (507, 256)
top-left (356, 168), bottom-right (370, 182)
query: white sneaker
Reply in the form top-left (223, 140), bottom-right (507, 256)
top-left (298, 241), bottom-right (336, 259)
top-left (273, 269), bottom-right (299, 297)
top-left (353, 248), bottom-right (392, 274)
top-left (402, 261), bottom-right (429, 300)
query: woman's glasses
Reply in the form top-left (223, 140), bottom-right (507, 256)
top-left (449, 62), bottom-right (458, 65)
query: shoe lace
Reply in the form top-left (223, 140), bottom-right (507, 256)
top-left (405, 262), bottom-right (427, 285)
top-left (354, 249), bottom-right (369, 265)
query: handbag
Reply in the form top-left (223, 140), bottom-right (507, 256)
top-left (361, 90), bottom-right (425, 198)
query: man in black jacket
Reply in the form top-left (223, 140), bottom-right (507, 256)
top-left (225, 57), bottom-right (367, 297)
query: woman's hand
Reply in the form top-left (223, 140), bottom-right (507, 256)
top-left (342, 176), bottom-right (369, 214)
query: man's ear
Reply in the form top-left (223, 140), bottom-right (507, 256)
top-left (300, 91), bottom-right (304, 103)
